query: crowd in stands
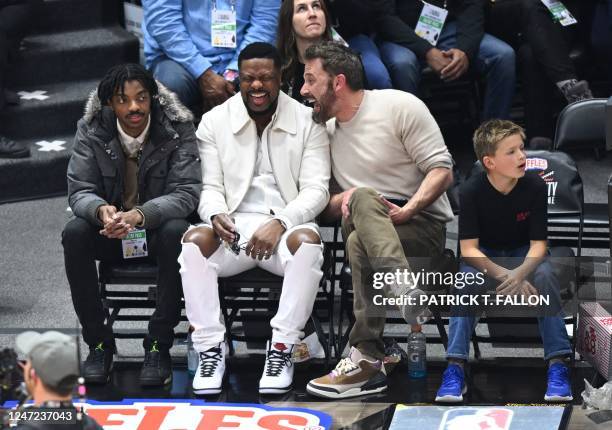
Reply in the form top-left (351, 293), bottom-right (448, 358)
top-left (0, 0), bottom-right (40, 159)
top-left (8, 1), bottom-right (612, 420)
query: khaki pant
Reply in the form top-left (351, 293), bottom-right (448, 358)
top-left (343, 188), bottom-right (446, 359)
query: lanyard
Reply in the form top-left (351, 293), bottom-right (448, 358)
top-left (213, 0), bottom-right (236, 11)
top-left (421, 0), bottom-right (448, 8)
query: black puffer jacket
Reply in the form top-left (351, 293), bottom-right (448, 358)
top-left (67, 84), bottom-right (202, 229)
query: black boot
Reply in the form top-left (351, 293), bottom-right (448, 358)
top-left (140, 341), bottom-right (172, 386)
top-left (83, 342), bottom-right (114, 384)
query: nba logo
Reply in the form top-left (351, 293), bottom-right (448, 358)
top-left (439, 408), bottom-right (513, 430)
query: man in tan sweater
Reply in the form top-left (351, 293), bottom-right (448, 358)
top-left (301, 41), bottom-right (454, 399)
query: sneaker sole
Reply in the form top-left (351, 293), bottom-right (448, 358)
top-left (306, 382), bottom-right (387, 399)
top-left (544, 394), bottom-right (573, 402)
top-left (0, 149), bottom-right (30, 159)
top-left (435, 385), bottom-right (467, 403)
top-left (193, 387), bottom-right (223, 395)
top-left (259, 385), bottom-right (293, 395)
top-left (84, 362), bottom-right (113, 385)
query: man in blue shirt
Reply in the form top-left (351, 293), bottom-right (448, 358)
top-left (142, 0), bottom-right (280, 112)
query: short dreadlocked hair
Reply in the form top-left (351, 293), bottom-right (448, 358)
top-left (97, 63), bottom-right (158, 105)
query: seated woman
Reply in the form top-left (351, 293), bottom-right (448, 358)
top-left (277, 0), bottom-right (333, 104)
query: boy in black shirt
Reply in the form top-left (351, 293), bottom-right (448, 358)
top-left (435, 120), bottom-right (572, 403)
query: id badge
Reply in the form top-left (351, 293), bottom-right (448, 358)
top-left (211, 8), bottom-right (237, 48)
top-left (415, 2), bottom-right (448, 46)
top-left (122, 229), bottom-right (148, 259)
top-left (540, 0), bottom-right (577, 26)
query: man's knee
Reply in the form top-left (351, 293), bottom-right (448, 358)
top-left (182, 226), bottom-right (220, 258)
top-left (62, 217), bottom-right (95, 248)
top-left (533, 262), bottom-right (559, 291)
top-left (286, 228), bottom-right (321, 255)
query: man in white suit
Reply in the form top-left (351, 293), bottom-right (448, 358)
top-left (179, 42), bottom-right (331, 395)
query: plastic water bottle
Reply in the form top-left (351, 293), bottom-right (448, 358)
top-left (408, 325), bottom-right (427, 378)
top-left (187, 332), bottom-right (198, 377)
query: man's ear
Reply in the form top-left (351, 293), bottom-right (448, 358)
top-left (334, 74), bottom-right (347, 92)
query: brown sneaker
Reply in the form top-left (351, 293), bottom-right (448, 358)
top-left (306, 347), bottom-right (387, 399)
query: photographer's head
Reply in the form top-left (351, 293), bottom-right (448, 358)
top-left (16, 331), bottom-right (79, 404)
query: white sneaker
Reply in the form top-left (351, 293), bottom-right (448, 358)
top-left (259, 341), bottom-right (294, 394)
top-left (192, 342), bottom-right (225, 395)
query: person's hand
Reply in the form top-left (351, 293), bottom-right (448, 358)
top-left (341, 188), bottom-right (357, 219)
top-left (425, 48), bottom-right (452, 76)
top-left (440, 48), bottom-right (469, 81)
top-left (198, 69), bottom-right (235, 110)
top-left (100, 210), bottom-right (142, 239)
top-left (381, 198), bottom-right (414, 225)
top-left (495, 268), bottom-right (524, 292)
top-left (97, 205), bottom-right (117, 225)
top-left (497, 279), bottom-right (539, 305)
top-left (245, 219), bottom-right (286, 260)
top-left (211, 213), bottom-right (237, 243)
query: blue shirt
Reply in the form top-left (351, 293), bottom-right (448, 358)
top-left (142, 0), bottom-right (280, 79)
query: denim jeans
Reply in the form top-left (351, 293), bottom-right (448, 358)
top-left (151, 57), bottom-right (201, 112)
top-left (446, 245), bottom-right (572, 361)
top-left (354, 22), bottom-right (516, 120)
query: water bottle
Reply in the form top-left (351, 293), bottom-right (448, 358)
top-left (187, 331), bottom-right (198, 377)
top-left (407, 325), bottom-right (427, 378)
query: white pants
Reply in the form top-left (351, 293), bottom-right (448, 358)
top-left (178, 213), bottom-right (324, 352)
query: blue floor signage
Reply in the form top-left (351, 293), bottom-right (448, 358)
top-left (389, 405), bottom-right (568, 430)
top-left (3, 399), bottom-right (332, 430)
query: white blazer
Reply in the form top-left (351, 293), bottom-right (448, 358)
top-left (196, 91), bottom-right (331, 229)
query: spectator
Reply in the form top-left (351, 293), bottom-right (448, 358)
top-left (301, 42), bottom-right (453, 399)
top-left (179, 43), bottom-right (330, 395)
top-left (62, 64), bottom-right (201, 387)
top-left (277, 0), bottom-right (333, 103)
top-left (142, 0), bottom-right (280, 113)
top-left (12, 331), bottom-right (102, 429)
top-left (372, 0), bottom-right (516, 121)
top-left (485, 0), bottom-right (593, 146)
top-left (435, 120), bottom-right (573, 403)
top-left (0, 0), bottom-right (41, 158)
top-left (326, 0), bottom-right (393, 90)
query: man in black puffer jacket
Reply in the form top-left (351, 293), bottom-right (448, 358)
top-left (62, 63), bottom-right (201, 388)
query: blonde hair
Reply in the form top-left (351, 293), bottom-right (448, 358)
top-left (473, 119), bottom-right (526, 164)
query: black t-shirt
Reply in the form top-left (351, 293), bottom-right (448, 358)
top-left (459, 170), bottom-right (548, 250)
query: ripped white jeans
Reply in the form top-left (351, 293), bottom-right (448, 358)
top-left (178, 213), bottom-right (324, 352)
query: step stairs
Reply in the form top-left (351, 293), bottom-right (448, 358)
top-left (0, 0), bottom-right (138, 203)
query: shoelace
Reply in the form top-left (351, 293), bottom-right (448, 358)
top-left (199, 348), bottom-right (222, 377)
top-left (86, 343), bottom-right (106, 363)
top-left (331, 357), bottom-right (358, 377)
top-left (441, 366), bottom-right (463, 388)
top-left (548, 364), bottom-right (568, 387)
top-left (265, 349), bottom-right (292, 377)
top-left (143, 350), bottom-right (160, 368)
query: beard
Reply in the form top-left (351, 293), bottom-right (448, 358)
top-left (311, 83), bottom-right (336, 124)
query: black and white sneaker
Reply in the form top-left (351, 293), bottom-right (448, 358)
top-left (193, 342), bottom-right (225, 395)
top-left (259, 341), bottom-right (294, 394)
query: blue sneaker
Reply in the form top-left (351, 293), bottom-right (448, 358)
top-left (435, 364), bottom-right (467, 403)
top-left (544, 362), bottom-right (573, 402)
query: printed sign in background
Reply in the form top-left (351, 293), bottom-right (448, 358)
top-left (3, 399), bottom-right (332, 430)
top-left (388, 405), bottom-right (567, 430)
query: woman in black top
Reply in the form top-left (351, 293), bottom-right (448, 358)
top-left (277, 0), bottom-right (333, 104)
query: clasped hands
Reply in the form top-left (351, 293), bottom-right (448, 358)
top-left (426, 47), bottom-right (469, 82)
top-left (494, 268), bottom-right (539, 301)
top-left (98, 205), bottom-right (142, 239)
top-left (212, 213), bottom-right (286, 261)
